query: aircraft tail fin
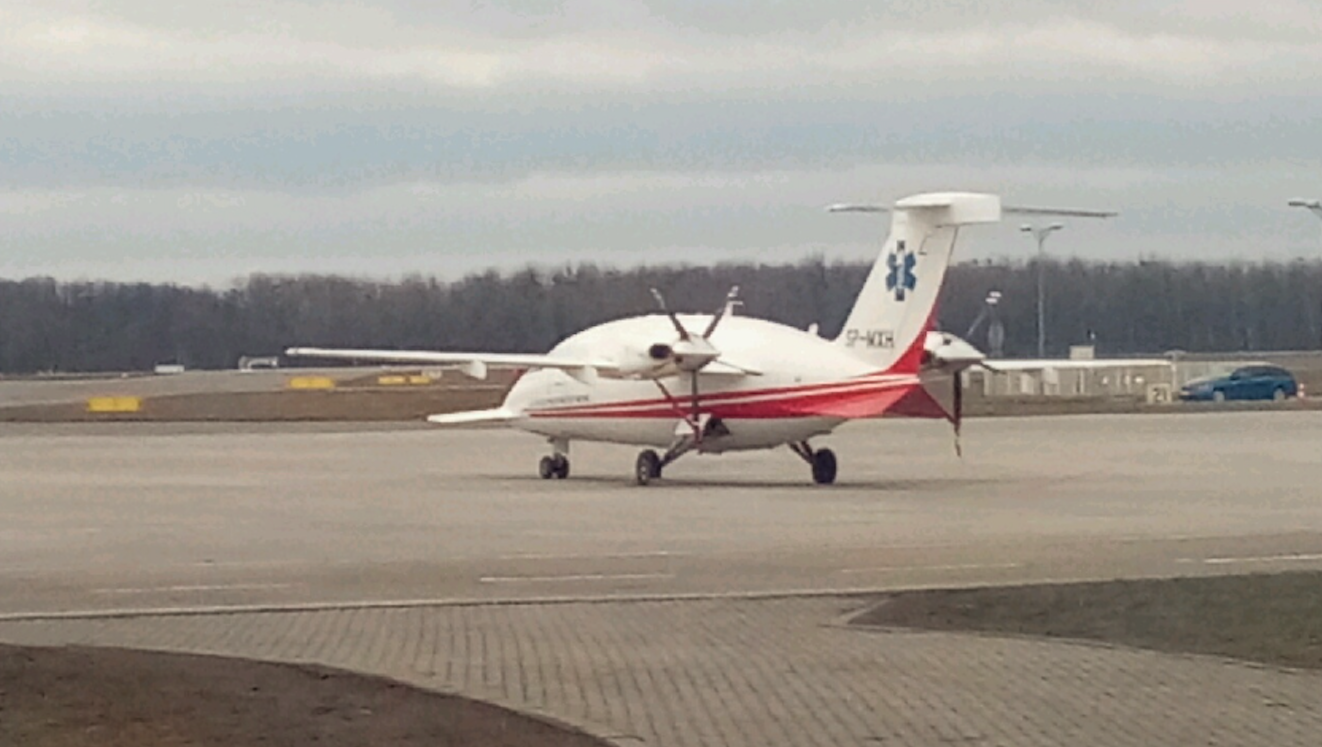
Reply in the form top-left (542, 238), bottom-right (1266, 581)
top-left (830, 193), bottom-right (1002, 374)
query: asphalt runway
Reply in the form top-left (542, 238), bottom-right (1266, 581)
top-left (4, 411), bottom-right (1322, 619)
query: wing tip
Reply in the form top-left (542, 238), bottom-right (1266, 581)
top-left (426, 408), bottom-right (518, 427)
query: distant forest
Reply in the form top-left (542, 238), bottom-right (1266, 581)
top-left (2, 258), bottom-right (1321, 374)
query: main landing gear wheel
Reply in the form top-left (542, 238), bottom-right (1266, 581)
top-left (635, 450), bottom-right (663, 486)
top-left (811, 448), bottom-right (837, 485)
top-left (538, 455), bottom-right (570, 480)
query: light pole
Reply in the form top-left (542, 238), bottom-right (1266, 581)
top-left (1288, 198), bottom-right (1322, 221)
top-left (964, 290), bottom-right (1003, 339)
top-left (987, 291), bottom-right (1005, 359)
top-left (1020, 223), bottom-right (1064, 359)
top-left (1288, 199), bottom-right (1322, 353)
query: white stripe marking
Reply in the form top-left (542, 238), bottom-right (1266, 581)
top-left (192, 559), bottom-right (296, 568)
top-left (837, 563), bottom-right (1022, 575)
top-left (479, 573), bottom-right (673, 584)
top-left (94, 583), bottom-right (294, 595)
top-left (1177, 553), bottom-right (1322, 566)
top-left (495, 551), bottom-right (683, 561)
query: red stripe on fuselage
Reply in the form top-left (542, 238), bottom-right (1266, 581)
top-left (526, 377), bottom-right (917, 420)
top-left (524, 371), bottom-right (908, 416)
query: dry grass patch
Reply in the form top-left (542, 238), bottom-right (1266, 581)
top-left (855, 572), bottom-right (1322, 670)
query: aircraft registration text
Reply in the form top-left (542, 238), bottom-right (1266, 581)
top-left (843, 329), bottom-right (896, 349)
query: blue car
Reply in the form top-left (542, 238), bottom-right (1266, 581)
top-left (1179, 365), bottom-right (1299, 403)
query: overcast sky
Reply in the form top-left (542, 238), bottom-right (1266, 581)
top-left (3, 0), bottom-right (1322, 285)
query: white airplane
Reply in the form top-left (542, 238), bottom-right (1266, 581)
top-left (288, 192), bottom-right (1113, 485)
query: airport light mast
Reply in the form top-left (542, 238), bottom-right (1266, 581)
top-left (964, 290), bottom-right (1003, 338)
top-left (1020, 223), bottom-right (1064, 359)
top-left (1288, 198), bottom-right (1322, 222)
top-left (1289, 199), bottom-right (1322, 354)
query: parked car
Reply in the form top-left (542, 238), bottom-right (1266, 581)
top-left (1179, 365), bottom-right (1299, 403)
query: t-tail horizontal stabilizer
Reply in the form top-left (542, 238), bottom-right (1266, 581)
top-left (828, 203), bottom-right (1118, 219)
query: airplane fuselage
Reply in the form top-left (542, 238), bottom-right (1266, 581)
top-left (502, 314), bottom-right (916, 452)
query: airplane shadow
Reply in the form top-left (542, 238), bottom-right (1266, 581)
top-left (483, 474), bottom-right (1007, 492)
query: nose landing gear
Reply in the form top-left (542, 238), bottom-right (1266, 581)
top-left (538, 454), bottom-right (569, 479)
top-left (633, 423), bottom-right (710, 486)
top-left (635, 450), bottom-right (662, 485)
top-left (790, 441), bottom-right (837, 485)
top-left (538, 438), bottom-right (570, 479)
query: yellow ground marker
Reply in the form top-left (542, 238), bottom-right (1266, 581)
top-left (377, 374), bottom-right (431, 386)
top-left (86, 396), bottom-right (142, 413)
top-left (287, 376), bottom-right (336, 390)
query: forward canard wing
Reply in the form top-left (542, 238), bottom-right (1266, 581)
top-left (426, 408), bottom-right (519, 426)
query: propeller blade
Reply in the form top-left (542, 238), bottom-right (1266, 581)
top-left (648, 287), bottom-right (667, 310)
top-left (953, 371), bottom-right (964, 458)
top-left (649, 287), bottom-right (692, 341)
top-left (688, 370), bottom-right (717, 444)
top-left (691, 370), bottom-right (700, 415)
top-left (701, 285), bottom-right (741, 339)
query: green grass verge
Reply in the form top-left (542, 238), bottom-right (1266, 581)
top-left (854, 572), bottom-right (1322, 670)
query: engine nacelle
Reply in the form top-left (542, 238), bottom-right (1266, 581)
top-left (669, 337), bottom-right (720, 371)
top-left (612, 336), bottom-right (722, 378)
top-left (612, 342), bottom-right (677, 378)
top-left (922, 331), bottom-right (986, 373)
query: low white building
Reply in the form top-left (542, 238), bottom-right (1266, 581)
top-left (966, 358), bottom-right (1175, 400)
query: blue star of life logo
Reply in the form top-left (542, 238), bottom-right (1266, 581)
top-left (885, 240), bottom-right (917, 301)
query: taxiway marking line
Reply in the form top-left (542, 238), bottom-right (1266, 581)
top-left (0, 571), bottom-right (1206, 623)
top-left (1177, 553), bottom-right (1322, 566)
top-left (192, 559), bottom-right (300, 568)
top-left (479, 573), bottom-right (674, 584)
top-left (837, 563), bottom-right (1022, 575)
top-left (493, 551), bottom-right (684, 561)
top-left (94, 583), bottom-right (295, 595)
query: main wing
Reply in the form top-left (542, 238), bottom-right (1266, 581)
top-left (283, 347), bottom-right (758, 379)
top-left (284, 347), bottom-right (620, 379)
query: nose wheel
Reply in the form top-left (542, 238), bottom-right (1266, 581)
top-left (810, 448), bottom-right (837, 485)
top-left (634, 433), bottom-right (698, 486)
top-left (790, 441), bottom-right (837, 485)
top-left (635, 450), bottom-right (662, 485)
top-left (538, 454), bottom-right (570, 479)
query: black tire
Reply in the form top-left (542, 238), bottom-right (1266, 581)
top-left (1273, 387), bottom-right (1287, 402)
top-left (1212, 390), bottom-right (1226, 404)
top-left (635, 450), bottom-right (662, 486)
top-left (538, 456), bottom-right (555, 479)
top-left (553, 455), bottom-right (570, 479)
top-left (811, 448), bottom-right (837, 485)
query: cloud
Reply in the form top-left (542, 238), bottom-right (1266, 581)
top-left (5, 158), bottom-right (1320, 286)
top-left (4, 1), bottom-right (1321, 93)
top-left (2, 0), bottom-right (1321, 283)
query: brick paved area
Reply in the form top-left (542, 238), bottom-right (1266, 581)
top-left (3, 597), bottom-right (1320, 747)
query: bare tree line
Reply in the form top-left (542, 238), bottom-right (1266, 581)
top-left (1, 258), bottom-right (1320, 374)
